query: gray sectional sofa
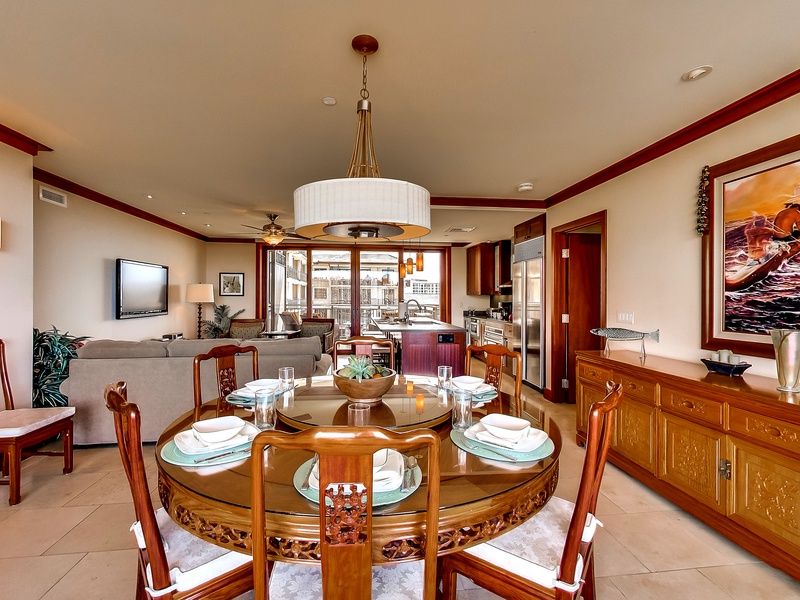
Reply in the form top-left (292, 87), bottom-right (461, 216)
top-left (60, 337), bottom-right (332, 445)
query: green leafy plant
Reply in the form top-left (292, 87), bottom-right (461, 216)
top-left (32, 327), bottom-right (89, 408)
top-left (337, 355), bottom-right (386, 382)
top-left (201, 303), bottom-right (245, 338)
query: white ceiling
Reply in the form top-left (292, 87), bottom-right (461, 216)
top-left (2, 1), bottom-right (800, 244)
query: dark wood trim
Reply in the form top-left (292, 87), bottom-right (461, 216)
top-left (33, 168), bottom-right (209, 241)
top-left (255, 244), bottom-right (266, 320)
top-left (0, 124), bottom-right (52, 156)
top-left (701, 133), bottom-right (800, 358)
top-left (549, 211), bottom-right (607, 404)
top-left (546, 68), bottom-right (800, 208)
top-left (442, 247), bottom-right (452, 323)
top-left (431, 196), bottom-right (546, 209)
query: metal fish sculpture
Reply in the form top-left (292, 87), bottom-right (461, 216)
top-left (590, 328), bottom-right (659, 357)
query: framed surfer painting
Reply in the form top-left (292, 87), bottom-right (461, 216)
top-left (702, 133), bottom-right (800, 358)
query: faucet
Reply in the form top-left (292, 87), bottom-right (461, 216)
top-left (400, 299), bottom-right (423, 324)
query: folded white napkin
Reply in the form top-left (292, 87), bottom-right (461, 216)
top-left (471, 425), bottom-right (549, 452)
top-left (310, 449), bottom-right (404, 493)
top-left (174, 422), bottom-right (258, 455)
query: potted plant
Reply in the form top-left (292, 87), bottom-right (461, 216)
top-left (32, 327), bottom-right (89, 408)
top-left (201, 303), bottom-right (245, 338)
top-left (332, 355), bottom-right (396, 403)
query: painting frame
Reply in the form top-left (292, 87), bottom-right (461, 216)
top-left (219, 272), bottom-right (245, 297)
top-left (701, 133), bottom-right (800, 358)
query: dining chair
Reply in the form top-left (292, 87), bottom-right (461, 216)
top-left (104, 381), bottom-right (253, 599)
top-left (251, 426), bottom-right (441, 600)
top-left (333, 335), bottom-right (396, 371)
top-left (0, 338), bottom-right (74, 505)
top-left (192, 344), bottom-right (259, 421)
top-left (439, 381), bottom-right (623, 600)
top-left (465, 343), bottom-right (523, 416)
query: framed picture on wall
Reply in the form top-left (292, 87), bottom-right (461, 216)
top-left (701, 133), bottom-right (800, 358)
top-left (219, 272), bottom-right (244, 296)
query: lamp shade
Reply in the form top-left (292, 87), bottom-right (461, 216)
top-left (293, 177), bottom-right (430, 242)
top-left (186, 283), bottom-right (214, 303)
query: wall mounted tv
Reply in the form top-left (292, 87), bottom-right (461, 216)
top-left (115, 258), bottom-right (169, 319)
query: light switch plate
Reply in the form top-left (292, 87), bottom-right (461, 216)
top-left (617, 311), bottom-right (634, 324)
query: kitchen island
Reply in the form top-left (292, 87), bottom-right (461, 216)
top-left (373, 318), bottom-right (467, 376)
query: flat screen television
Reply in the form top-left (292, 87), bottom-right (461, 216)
top-left (115, 258), bottom-right (169, 319)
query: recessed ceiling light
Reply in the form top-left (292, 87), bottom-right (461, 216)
top-left (517, 182), bottom-right (534, 193)
top-left (179, 211), bottom-right (186, 215)
top-left (146, 194), bottom-right (153, 199)
top-left (322, 96), bottom-right (337, 106)
top-left (682, 65), bottom-right (713, 81)
top-left (205, 224), bottom-right (211, 227)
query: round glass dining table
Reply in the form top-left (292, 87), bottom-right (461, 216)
top-left (155, 376), bottom-right (561, 564)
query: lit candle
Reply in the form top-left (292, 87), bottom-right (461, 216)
top-left (407, 381), bottom-right (414, 393)
top-left (416, 394), bottom-right (425, 413)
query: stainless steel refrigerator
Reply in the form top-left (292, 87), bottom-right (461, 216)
top-left (512, 237), bottom-right (544, 389)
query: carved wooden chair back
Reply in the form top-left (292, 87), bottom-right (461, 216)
top-left (192, 344), bottom-right (259, 421)
top-left (251, 426), bottom-right (441, 600)
top-left (333, 336), bottom-right (396, 371)
top-left (105, 382), bottom-right (253, 599)
top-left (465, 343), bottom-right (523, 416)
top-left (0, 338), bottom-right (74, 505)
top-left (439, 381), bottom-right (623, 600)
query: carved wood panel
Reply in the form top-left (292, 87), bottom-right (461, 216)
top-left (576, 381), bottom-right (609, 437)
top-left (729, 438), bottom-right (800, 552)
top-left (612, 397), bottom-right (657, 474)
top-left (659, 413), bottom-right (725, 512)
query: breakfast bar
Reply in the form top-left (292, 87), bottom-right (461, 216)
top-left (372, 318), bottom-right (467, 377)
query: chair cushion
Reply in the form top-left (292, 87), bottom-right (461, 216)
top-left (268, 559), bottom-right (424, 599)
top-left (0, 407), bottom-right (75, 437)
top-left (131, 507), bottom-right (251, 593)
top-left (229, 323), bottom-right (264, 339)
top-left (463, 496), bottom-right (600, 592)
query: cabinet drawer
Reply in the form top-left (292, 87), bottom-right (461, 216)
top-left (661, 387), bottom-right (724, 427)
top-left (618, 373), bottom-right (656, 405)
top-left (729, 408), bottom-right (800, 455)
top-left (577, 362), bottom-right (612, 386)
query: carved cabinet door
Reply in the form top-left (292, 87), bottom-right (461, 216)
top-left (728, 437), bottom-right (800, 554)
top-left (612, 396), bottom-right (658, 475)
top-left (659, 412), bottom-right (726, 513)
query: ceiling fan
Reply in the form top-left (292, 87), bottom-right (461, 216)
top-left (241, 213), bottom-right (306, 245)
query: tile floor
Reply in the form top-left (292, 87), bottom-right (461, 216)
top-left (2, 380), bottom-right (800, 599)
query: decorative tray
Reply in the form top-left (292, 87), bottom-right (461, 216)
top-left (700, 358), bottom-right (751, 377)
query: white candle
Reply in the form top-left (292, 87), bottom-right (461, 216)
top-left (730, 354), bottom-right (741, 364)
top-left (710, 352), bottom-right (720, 362)
top-left (718, 349), bottom-right (731, 364)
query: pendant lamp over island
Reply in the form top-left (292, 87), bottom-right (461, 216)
top-left (293, 35), bottom-right (431, 243)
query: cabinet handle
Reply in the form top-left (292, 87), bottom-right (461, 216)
top-left (765, 425), bottom-right (782, 438)
top-left (679, 399), bottom-right (695, 409)
top-left (626, 382), bottom-right (639, 391)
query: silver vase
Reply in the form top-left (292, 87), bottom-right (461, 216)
top-left (770, 329), bottom-right (800, 392)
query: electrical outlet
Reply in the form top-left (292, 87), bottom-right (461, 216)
top-left (617, 311), bottom-right (634, 324)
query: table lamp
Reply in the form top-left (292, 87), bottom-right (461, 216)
top-left (186, 283), bottom-right (215, 338)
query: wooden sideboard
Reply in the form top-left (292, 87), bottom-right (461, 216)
top-left (575, 350), bottom-right (800, 581)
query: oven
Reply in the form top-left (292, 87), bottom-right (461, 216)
top-left (482, 324), bottom-right (506, 346)
top-left (465, 317), bottom-right (481, 346)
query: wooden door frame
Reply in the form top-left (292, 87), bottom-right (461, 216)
top-left (548, 211), bottom-right (607, 402)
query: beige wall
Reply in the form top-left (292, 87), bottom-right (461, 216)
top-left (205, 243), bottom-right (259, 318)
top-left (34, 189), bottom-right (209, 341)
top-left (545, 94), bottom-right (800, 379)
top-left (0, 144), bottom-right (35, 402)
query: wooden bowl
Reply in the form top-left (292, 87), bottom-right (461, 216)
top-left (332, 369), bottom-right (396, 403)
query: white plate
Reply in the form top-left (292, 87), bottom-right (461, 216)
top-left (452, 376), bottom-right (484, 391)
top-left (480, 414), bottom-right (531, 441)
top-left (245, 379), bottom-right (281, 392)
top-left (464, 422), bottom-right (548, 452)
top-left (308, 449), bottom-right (404, 493)
top-left (191, 415), bottom-right (246, 444)
top-left (175, 422), bottom-right (259, 455)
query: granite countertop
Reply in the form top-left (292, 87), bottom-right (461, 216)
top-left (374, 318), bottom-right (466, 333)
top-left (473, 316), bottom-right (513, 327)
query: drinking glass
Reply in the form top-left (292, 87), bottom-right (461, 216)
top-left (254, 389), bottom-right (277, 430)
top-left (451, 389), bottom-right (472, 432)
top-left (348, 403), bottom-right (370, 426)
top-left (278, 366), bottom-right (295, 391)
top-left (437, 365), bottom-right (453, 390)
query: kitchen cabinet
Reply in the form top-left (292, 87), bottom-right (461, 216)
top-left (513, 214), bottom-right (546, 244)
top-left (575, 350), bottom-right (800, 580)
top-left (466, 243), bottom-right (495, 295)
top-left (494, 240), bottom-right (512, 293)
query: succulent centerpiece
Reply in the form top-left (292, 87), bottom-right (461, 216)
top-left (333, 355), bottom-right (396, 403)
